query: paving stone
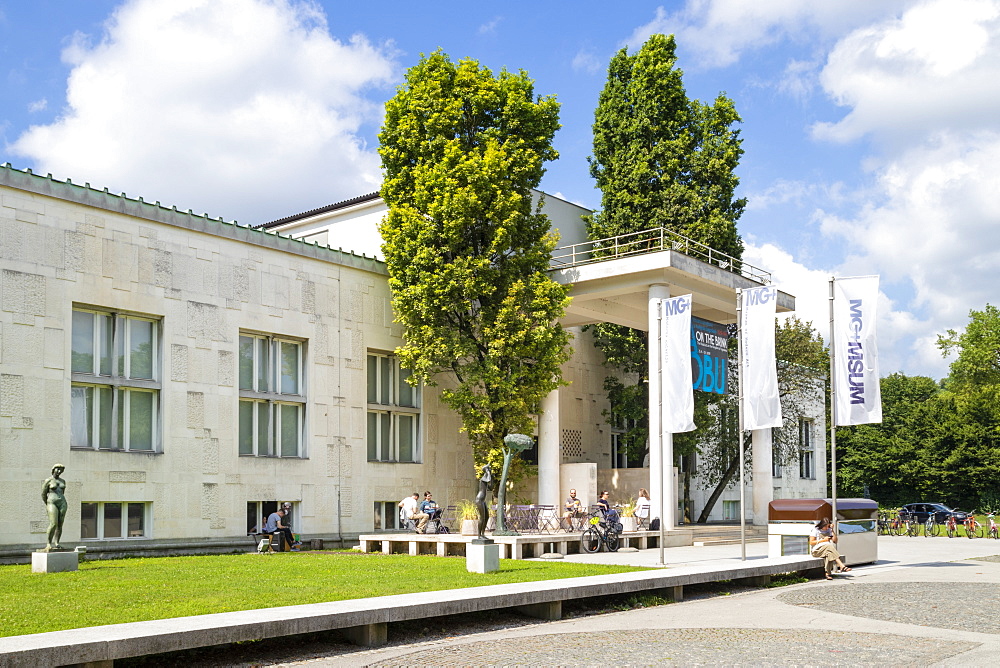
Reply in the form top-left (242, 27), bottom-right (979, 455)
top-left (777, 582), bottom-right (1000, 634)
top-left (365, 628), bottom-right (969, 667)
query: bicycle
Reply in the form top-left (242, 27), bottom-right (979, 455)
top-left (581, 513), bottom-right (620, 553)
top-left (945, 514), bottom-right (960, 538)
top-left (923, 513), bottom-right (939, 537)
top-left (904, 512), bottom-right (920, 537)
top-left (965, 513), bottom-right (983, 539)
top-left (987, 514), bottom-right (999, 540)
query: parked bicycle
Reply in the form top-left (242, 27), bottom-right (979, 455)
top-left (965, 512), bottom-right (983, 539)
top-left (923, 513), bottom-right (940, 537)
top-left (987, 513), bottom-right (999, 540)
top-left (904, 512), bottom-right (921, 537)
top-left (946, 513), bottom-right (960, 538)
top-left (581, 513), bottom-right (620, 553)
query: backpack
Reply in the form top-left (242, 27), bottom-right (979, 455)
top-left (649, 518), bottom-right (660, 531)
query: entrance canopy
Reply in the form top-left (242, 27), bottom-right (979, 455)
top-left (549, 230), bottom-right (794, 328)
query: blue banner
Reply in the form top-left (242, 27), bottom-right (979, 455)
top-left (691, 317), bottom-right (728, 395)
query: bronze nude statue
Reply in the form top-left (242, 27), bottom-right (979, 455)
top-left (42, 464), bottom-right (69, 552)
top-left (474, 464), bottom-right (493, 540)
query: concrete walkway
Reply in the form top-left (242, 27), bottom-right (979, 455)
top-left (296, 536), bottom-right (1000, 667)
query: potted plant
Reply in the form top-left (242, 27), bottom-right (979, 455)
top-left (457, 499), bottom-right (479, 535)
top-left (620, 499), bottom-right (638, 532)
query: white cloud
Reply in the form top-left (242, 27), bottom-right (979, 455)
top-left (478, 16), bottom-right (502, 35)
top-left (27, 99), bottom-right (47, 113)
top-left (571, 49), bottom-right (602, 75)
top-left (819, 132), bottom-right (1000, 317)
top-left (10, 0), bottom-right (397, 225)
top-left (813, 0), bottom-right (1000, 144)
top-left (744, 240), bottom-right (950, 378)
top-left (626, 1), bottom-right (908, 69)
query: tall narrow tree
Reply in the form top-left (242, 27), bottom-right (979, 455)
top-left (587, 34), bottom-right (746, 478)
top-left (378, 51), bottom-right (570, 466)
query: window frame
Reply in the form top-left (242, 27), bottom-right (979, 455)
top-left (70, 307), bottom-right (161, 452)
top-left (80, 501), bottom-right (151, 540)
top-left (238, 333), bottom-right (307, 458)
top-left (366, 353), bottom-right (421, 463)
top-left (771, 427), bottom-right (783, 478)
top-left (798, 418), bottom-right (815, 479)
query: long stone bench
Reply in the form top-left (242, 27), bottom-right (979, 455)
top-left (0, 555), bottom-right (823, 667)
top-left (357, 529), bottom-right (694, 559)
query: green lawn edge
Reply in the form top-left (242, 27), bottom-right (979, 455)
top-left (0, 551), bottom-right (648, 637)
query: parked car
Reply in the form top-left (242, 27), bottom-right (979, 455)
top-left (899, 503), bottom-right (969, 523)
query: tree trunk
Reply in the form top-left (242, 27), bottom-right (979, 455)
top-left (697, 455), bottom-right (740, 523)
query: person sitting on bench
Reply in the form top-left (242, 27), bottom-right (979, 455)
top-left (264, 507), bottom-right (300, 551)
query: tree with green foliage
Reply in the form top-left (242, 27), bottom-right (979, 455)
top-left (588, 32), bottom-right (745, 256)
top-left (938, 304), bottom-right (1000, 390)
top-left (835, 304), bottom-right (1000, 511)
top-left (585, 33), bottom-right (747, 494)
top-left (378, 51), bottom-right (571, 469)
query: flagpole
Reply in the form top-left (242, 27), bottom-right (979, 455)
top-left (736, 289), bottom-right (746, 561)
top-left (657, 299), bottom-right (666, 567)
top-left (828, 277), bottom-right (838, 527)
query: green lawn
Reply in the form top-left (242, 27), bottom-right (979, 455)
top-left (0, 551), bottom-right (646, 637)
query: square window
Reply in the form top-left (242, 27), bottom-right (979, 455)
top-left (80, 502), bottom-right (150, 540)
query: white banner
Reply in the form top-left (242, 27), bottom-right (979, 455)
top-left (833, 276), bottom-right (882, 426)
top-left (741, 286), bottom-right (782, 430)
top-left (660, 295), bottom-right (696, 433)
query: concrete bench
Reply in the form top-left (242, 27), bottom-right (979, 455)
top-left (0, 555), bottom-right (824, 667)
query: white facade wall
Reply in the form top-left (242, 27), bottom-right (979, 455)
top-left (275, 190), bottom-right (590, 261)
top-left (0, 171), bottom-right (475, 549)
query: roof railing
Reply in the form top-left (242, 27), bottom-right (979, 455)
top-left (549, 226), bottom-right (770, 284)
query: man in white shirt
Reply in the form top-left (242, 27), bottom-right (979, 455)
top-left (398, 492), bottom-right (430, 533)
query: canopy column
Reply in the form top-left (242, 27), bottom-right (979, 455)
top-left (538, 388), bottom-right (561, 509)
top-left (647, 283), bottom-right (675, 529)
top-left (752, 428), bottom-right (773, 526)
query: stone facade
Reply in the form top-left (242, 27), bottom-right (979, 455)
top-left (0, 167), bottom-right (473, 548)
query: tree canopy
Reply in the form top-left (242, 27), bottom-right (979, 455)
top-left (378, 51), bottom-right (571, 465)
top-left (836, 304), bottom-right (1000, 510)
top-left (587, 33), bottom-right (745, 258)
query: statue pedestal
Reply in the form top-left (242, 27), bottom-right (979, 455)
top-left (466, 539), bottom-right (499, 573)
top-left (32, 550), bottom-right (79, 573)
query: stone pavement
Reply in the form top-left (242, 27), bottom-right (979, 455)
top-left (284, 536), bottom-right (1000, 667)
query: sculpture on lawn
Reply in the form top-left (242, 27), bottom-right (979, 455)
top-left (41, 464), bottom-right (68, 552)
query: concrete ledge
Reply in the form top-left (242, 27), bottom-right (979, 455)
top-left (0, 555), bottom-right (822, 666)
top-left (358, 529), bottom-right (693, 559)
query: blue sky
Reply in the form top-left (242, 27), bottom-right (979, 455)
top-left (3, 0), bottom-right (999, 380)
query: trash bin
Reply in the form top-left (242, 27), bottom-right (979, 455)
top-left (768, 498), bottom-right (878, 566)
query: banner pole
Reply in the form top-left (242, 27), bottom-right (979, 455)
top-left (829, 277), bottom-right (838, 527)
top-left (657, 299), bottom-right (666, 567)
top-left (737, 289), bottom-right (746, 560)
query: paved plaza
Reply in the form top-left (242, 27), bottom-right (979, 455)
top-left (272, 536), bottom-right (1000, 667)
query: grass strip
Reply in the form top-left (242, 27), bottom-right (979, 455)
top-left (0, 551), bottom-right (646, 637)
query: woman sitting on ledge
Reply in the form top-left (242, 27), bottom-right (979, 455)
top-left (809, 517), bottom-right (851, 580)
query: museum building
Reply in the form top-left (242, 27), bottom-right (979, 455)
top-left (0, 164), bottom-right (825, 559)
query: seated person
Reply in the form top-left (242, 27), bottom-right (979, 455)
top-left (399, 492), bottom-right (430, 533)
top-left (810, 517), bottom-right (851, 580)
top-left (562, 488), bottom-right (586, 530)
top-left (636, 488), bottom-right (651, 527)
top-left (597, 490), bottom-right (611, 515)
top-left (263, 507), bottom-right (300, 551)
top-left (419, 491), bottom-right (441, 528)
